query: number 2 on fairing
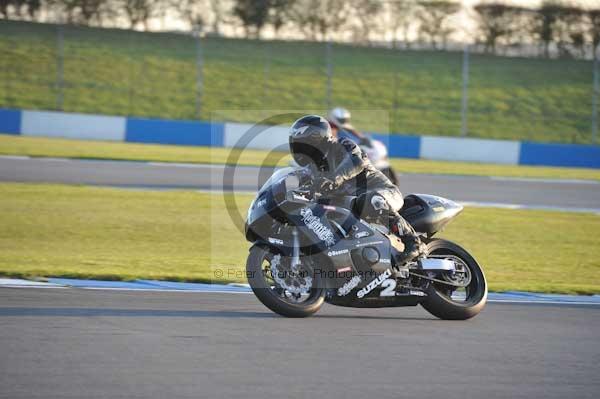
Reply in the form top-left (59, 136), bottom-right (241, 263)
top-left (380, 279), bottom-right (396, 297)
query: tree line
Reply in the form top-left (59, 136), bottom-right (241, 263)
top-left (1, 0), bottom-right (599, 59)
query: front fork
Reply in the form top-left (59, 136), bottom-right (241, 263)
top-left (291, 227), bottom-right (300, 271)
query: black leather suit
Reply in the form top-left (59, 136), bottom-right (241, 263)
top-left (310, 138), bottom-right (415, 236)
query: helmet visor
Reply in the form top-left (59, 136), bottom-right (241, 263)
top-left (290, 142), bottom-right (327, 167)
top-left (336, 116), bottom-right (349, 126)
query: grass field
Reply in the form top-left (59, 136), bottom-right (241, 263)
top-left (1, 182), bottom-right (599, 294)
top-left (2, 135), bottom-right (600, 181)
top-left (0, 135), bottom-right (292, 167)
top-left (0, 20), bottom-right (595, 144)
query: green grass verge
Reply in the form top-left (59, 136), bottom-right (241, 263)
top-left (0, 20), bottom-right (595, 144)
top-left (1, 182), bottom-right (599, 294)
top-left (2, 135), bottom-right (600, 181)
top-left (0, 135), bottom-right (291, 167)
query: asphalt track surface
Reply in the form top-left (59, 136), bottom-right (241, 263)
top-left (2, 156), bottom-right (600, 210)
top-left (1, 288), bottom-right (599, 399)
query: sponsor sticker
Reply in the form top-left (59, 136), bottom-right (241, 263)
top-left (355, 241), bottom-right (384, 247)
top-left (292, 193), bottom-right (309, 201)
top-left (300, 208), bottom-right (335, 246)
top-left (337, 266), bottom-right (352, 274)
top-left (268, 237), bottom-right (284, 245)
top-left (355, 231), bottom-right (369, 238)
top-left (357, 269), bottom-right (392, 298)
top-left (327, 249), bottom-right (349, 257)
top-left (338, 275), bottom-right (362, 296)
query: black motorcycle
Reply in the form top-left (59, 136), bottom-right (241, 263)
top-left (244, 167), bottom-right (487, 319)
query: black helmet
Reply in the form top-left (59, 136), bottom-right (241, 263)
top-left (289, 115), bottom-right (333, 167)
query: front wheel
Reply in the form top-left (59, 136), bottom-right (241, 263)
top-left (419, 239), bottom-right (487, 320)
top-left (246, 245), bottom-right (325, 317)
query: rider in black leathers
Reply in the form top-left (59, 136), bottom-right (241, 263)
top-left (289, 115), bottom-right (425, 265)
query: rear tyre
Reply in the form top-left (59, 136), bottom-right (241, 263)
top-left (420, 239), bottom-right (487, 320)
top-left (246, 245), bottom-right (325, 318)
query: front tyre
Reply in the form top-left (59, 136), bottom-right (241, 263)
top-left (246, 245), bottom-right (325, 318)
top-left (420, 239), bottom-right (487, 320)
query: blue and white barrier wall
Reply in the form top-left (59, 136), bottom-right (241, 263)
top-left (1, 108), bottom-right (600, 169)
top-left (22, 110), bottom-right (126, 141)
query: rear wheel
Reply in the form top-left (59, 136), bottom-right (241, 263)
top-left (246, 245), bottom-right (325, 317)
top-left (419, 239), bottom-right (487, 320)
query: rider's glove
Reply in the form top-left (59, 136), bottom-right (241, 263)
top-left (315, 177), bottom-right (336, 193)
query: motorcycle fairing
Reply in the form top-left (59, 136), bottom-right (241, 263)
top-left (400, 194), bottom-right (464, 236)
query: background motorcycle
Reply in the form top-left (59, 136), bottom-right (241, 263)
top-left (245, 167), bottom-right (487, 319)
top-left (336, 129), bottom-right (399, 185)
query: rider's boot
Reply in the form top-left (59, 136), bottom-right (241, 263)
top-left (395, 234), bottom-right (425, 265)
top-left (391, 216), bottom-right (427, 266)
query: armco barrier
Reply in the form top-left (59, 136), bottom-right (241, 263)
top-left (519, 142), bottom-right (600, 169)
top-left (126, 117), bottom-right (223, 147)
top-left (21, 110), bottom-right (126, 141)
top-left (1, 108), bottom-right (599, 169)
top-left (372, 133), bottom-right (421, 159)
top-left (420, 136), bottom-right (521, 165)
top-left (0, 108), bottom-right (21, 134)
top-left (224, 122), bottom-right (289, 150)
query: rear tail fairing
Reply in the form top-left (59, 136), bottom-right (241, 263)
top-left (400, 194), bottom-right (463, 236)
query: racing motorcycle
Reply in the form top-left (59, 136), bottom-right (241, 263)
top-left (244, 167), bottom-right (487, 319)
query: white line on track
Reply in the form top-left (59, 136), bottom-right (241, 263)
top-left (490, 176), bottom-right (600, 185)
top-left (0, 285), bottom-right (67, 289)
top-left (33, 157), bottom-right (74, 162)
top-left (0, 155), bottom-right (31, 160)
top-left (400, 172), bottom-right (600, 185)
top-left (458, 201), bottom-right (600, 215)
top-left (74, 287), bottom-right (254, 294)
top-left (486, 299), bottom-right (600, 306)
top-left (147, 162), bottom-right (216, 169)
top-left (0, 278), bottom-right (66, 288)
top-left (147, 161), bottom-right (277, 171)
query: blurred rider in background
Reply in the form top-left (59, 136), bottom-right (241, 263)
top-left (328, 107), bottom-right (367, 144)
top-left (328, 107), bottom-right (399, 186)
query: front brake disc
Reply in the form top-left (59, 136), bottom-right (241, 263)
top-left (270, 254), bottom-right (312, 295)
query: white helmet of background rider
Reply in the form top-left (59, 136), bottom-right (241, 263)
top-left (329, 107), bottom-right (353, 130)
